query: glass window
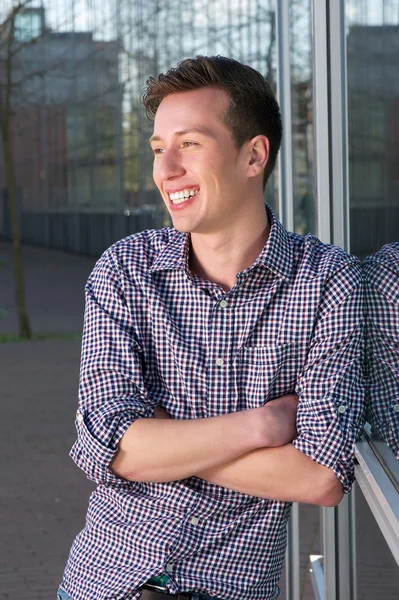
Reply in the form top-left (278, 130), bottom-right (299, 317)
top-left (119, 0), bottom-right (278, 218)
top-left (14, 10), bottom-right (43, 42)
top-left (346, 0), bottom-right (399, 259)
top-left (347, 1), bottom-right (399, 463)
top-left (355, 484), bottom-right (399, 599)
top-left (290, 0), bottom-right (315, 235)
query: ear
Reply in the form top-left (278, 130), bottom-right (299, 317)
top-left (247, 135), bottom-right (270, 180)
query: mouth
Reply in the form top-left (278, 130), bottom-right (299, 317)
top-left (166, 188), bottom-right (199, 208)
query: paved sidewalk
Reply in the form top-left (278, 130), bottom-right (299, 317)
top-left (0, 339), bottom-right (95, 600)
top-left (0, 241), bottom-right (398, 599)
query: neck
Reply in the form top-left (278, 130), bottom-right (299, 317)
top-left (189, 205), bottom-right (270, 291)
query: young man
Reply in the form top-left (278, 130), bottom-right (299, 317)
top-left (58, 56), bottom-right (364, 600)
top-left (363, 243), bottom-right (399, 458)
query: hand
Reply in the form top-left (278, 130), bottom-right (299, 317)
top-left (256, 394), bottom-right (298, 447)
top-left (153, 405), bottom-right (171, 419)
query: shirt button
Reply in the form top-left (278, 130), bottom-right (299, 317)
top-left (165, 563), bottom-right (173, 573)
top-left (216, 358), bottom-right (224, 367)
top-left (338, 405), bottom-right (346, 414)
top-left (219, 299), bottom-right (228, 308)
top-left (190, 516), bottom-right (199, 525)
top-left (393, 404), bottom-right (399, 413)
top-left (76, 412), bottom-right (84, 424)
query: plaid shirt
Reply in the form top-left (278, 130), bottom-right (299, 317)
top-left (363, 243), bottom-right (399, 458)
top-left (63, 206), bottom-right (364, 600)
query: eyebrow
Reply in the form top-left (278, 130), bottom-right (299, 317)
top-left (149, 128), bottom-right (213, 144)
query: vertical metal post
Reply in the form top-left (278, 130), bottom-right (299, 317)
top-left (276, 2), bottom-right (299, 595)
top-left (70, 0), bottom-right (80, 253)
top-left (322, 494), bottom-right (356, 600)
top-left (40, 73), bottom-right (49, 245)
top-left (312, 0), bottom-right (331, 244)
top-left (322, 506), bottom-right (337, 600)
top-left (276, 0), bottom-right (294, 232)
top-left (329, 0), bottom-right (350, 251)
top-left (286, 503), bottom-right (300, 600)
top-left (116, 0), bottom-right (126, 244)
top-left (313, 1), bottom-right (355, 599)
top-left (337, 492), bottom-right (357, 600)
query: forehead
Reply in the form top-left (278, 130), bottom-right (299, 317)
top-left (152, 87), bottom-right (230, 137)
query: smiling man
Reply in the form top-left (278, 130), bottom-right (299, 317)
top-left (57, 56), bottom-right (364, 600)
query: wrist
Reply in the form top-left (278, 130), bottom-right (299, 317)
top-left (243, 407), bottom-right (270, 449)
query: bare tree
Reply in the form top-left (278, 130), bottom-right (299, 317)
top-left (0, 2), bottom-right (34, 338)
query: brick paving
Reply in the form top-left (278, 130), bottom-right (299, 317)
top-left (0, 241), bottom-right (398, 599)
top-left (0, 339), bottom-right (95, 600)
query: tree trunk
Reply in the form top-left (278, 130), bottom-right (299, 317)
top-left (1, 123), bottom-right (31, 339)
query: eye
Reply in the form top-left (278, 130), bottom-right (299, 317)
top-left (181, 141), bottom-right (197, 148)
top-left (152, 147), bottom-right (165, 155)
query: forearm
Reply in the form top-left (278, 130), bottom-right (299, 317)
top-left (111, 408), bottom-right (265, 482)
top-left (197, 443), bottom-right (344, 506)
top-left (111, 393), bottom-right (298, 483)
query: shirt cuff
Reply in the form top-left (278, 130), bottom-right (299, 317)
top-left (70, 399), bottom-right (155, 484)
top-left (292, 401), bottom-right (362, 494)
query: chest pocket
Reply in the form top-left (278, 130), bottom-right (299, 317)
top-left (237, 342), bottom-right (301, 409)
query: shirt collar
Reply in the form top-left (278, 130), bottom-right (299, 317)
top-left (251, 204), bottom-right (293, 282)
top-left (366, 242), bottom-right (399, 274)
top-left (149, 229), bottom-right (189, 273)
top-left (149, 204), bottom-right (293, 282)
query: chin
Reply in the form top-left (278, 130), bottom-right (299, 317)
top-left (171, 222), bottom-right (192, 233)
top-left (170, 217), bottom-right (196, 233)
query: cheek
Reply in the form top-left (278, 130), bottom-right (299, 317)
top-left (152, 163), bottom-right (161, 187)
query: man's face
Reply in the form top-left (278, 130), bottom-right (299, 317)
top-left (150, 86), bottom-right (251, 235)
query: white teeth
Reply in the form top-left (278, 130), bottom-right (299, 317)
top-left (169, 189), bottom-right (199, 203)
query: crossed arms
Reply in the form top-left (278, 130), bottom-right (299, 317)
top-left (74, 250), bottom-right (364, 508)
top-left (111, 395), bottom-right (344, 506)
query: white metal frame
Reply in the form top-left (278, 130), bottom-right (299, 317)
top-left (355, 437), bottom-right (399, 566)
top-left (276, 0), bottom-right (294, 234)
top-left (312, 1), bottom-right (355, 595)
top-left (310, 555), bottom-right (325, 600)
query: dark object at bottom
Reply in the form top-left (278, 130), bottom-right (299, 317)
top-left (141, 584), bottom-right (203, 600)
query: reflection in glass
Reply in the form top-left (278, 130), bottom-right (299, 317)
top-left (346, 0), bottom-right (399, 259)
top-left (290, 0), bottom-right (315, 235)
top-left (364, 244), bottom-right (399, 459)
top-left (356, 485), bottom-right (399, 599)
top-left (346, 0), bottom-right (399, 460)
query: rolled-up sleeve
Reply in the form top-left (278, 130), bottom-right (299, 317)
top-left (292, 261), bottom-right (365, 493)
top-left (363, 256), bottom-right (399, 458)
top-left (70, 249), bottom-right (155, 484)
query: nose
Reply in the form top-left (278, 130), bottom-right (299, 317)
top-left (154, 148), bottom-right (186, 181)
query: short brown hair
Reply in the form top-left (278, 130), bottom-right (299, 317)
top-left (142, 55), bottom-right (282, 187)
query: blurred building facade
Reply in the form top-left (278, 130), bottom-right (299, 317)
top-left (347, 23), bottom-right (399, 257)
top-left (0, 1), bottom-right (398, 598)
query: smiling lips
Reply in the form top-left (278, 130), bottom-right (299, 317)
top-left (168, 188), bottom-right (199, 205)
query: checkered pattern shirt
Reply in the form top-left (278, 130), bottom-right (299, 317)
top-left (363, 243), bottom-right (399, 458)
top-left (63, 206), bottom-right (364, 600)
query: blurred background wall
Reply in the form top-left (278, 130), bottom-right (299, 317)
top-left (1, 0), bottom-right (397, 259)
